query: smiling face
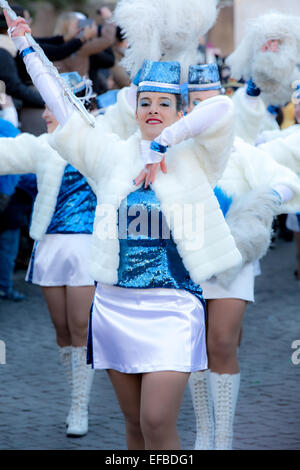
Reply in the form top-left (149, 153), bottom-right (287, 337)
top-left (42, 106), bottom-right (59, 134)
top-left (136, 92), bottom-right (182, 141)
top-left (188, 89), bottom-right (221, 113)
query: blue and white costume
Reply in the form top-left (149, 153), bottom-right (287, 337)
top-left (257, 123), bottom-right (300, 234)
top-left (17, 37), bottom-right (245, 373)
top-left (26, 163), bottom-right (97, 286)
top-left (0, 129), bottom-right (97, 287)
top-left (187, 64), bottom-right (300, 300)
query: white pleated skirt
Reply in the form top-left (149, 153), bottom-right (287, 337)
top-left (26, 234), bottom-right (95, 286)
top-left (88, 283), bottom-right (208, 374)
top-left (201, 262), bottom-right (255, 302)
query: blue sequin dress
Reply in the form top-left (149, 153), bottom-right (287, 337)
top-left (87, 185), bottom-right (208, 372)
top-left (26, 164), bottom-right (97, 286)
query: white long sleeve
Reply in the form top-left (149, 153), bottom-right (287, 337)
top-left (272, 184), bottom-right (294, 203)
top-left (159, 99), bottom-right (230, 147)
top-left (11, 36), bottom-right (74, 126)
top-left (232, 86), bottom-right (266, 144)
top-left (146, 96), bottom-right (232, 164)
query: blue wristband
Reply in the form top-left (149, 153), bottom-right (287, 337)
top-left (267, 105), bottom-right (280, 116)
top-left (20, 47), bottom-right (35, 59)
top-left (246, 78), bottom-right (261, 97)
top-left (150, 141), bottom-right (168, 154)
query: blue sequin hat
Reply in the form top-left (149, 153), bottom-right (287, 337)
top-left (138, 60), bottom-right (181, 95)
top-left (188, 63), bottom-right (222, 92)
top-left (60, 72), bottom-right (95, 104)
top-left (60, 72), bottom-right (87, 94)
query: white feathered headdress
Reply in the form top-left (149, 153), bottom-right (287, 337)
top-left (113, 0), bottom-right (219, 81)
top-left (226, 11), bottom-right (300, 106)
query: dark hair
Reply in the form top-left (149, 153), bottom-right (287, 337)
top-left (0, 4), bottom-right (31, 33)
top-left (75, 89), bottom-right (97, 112)
top-left (136, 91), bottom-right (183, 113)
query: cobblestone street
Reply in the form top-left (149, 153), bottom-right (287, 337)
top-left (0, 237), bottom-right (299, 450)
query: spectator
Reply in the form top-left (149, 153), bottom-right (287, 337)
top-left (53, 11), bottom-right (116, 77)
top-left (10, 5), bottom-right (97, 85)
top-left (0, 116), bottom-right (25, 301)
top-left (0, 13), bottom-right (44, 109)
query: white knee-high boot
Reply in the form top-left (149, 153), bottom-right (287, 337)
top-left (66, 346), bottom-right (95, 437)
top-left (188, 370), bottom-right (214, 450)
top-left (209, 372), bottom-right (240, 450)
top-left (58, 346), bottom-right (72, 425)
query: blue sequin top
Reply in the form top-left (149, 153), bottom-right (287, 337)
top-left (47, 164), bottom-right (96, 234)
top-left (116, 186), bottom-right (205, 310)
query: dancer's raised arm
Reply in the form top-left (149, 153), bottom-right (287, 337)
top-left (135, 94), bottom-right (235, 187)
top-left (5, 13), bottom-right (74, 126)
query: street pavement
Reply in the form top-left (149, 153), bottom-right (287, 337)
top-left (0, 237), bottom-right (299, 450)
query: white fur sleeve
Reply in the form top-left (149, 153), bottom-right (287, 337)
top-left (146, 95), bottom-right (235, 186)
top-left (232, 87), bottom-right (266, 144)
top-left (258, 129), bottom-right (300, 174)
top-left (12, 36), bottom-right (74, 126)
top-left (190, 95), bottom-right (235, 187)
top-left (49, 111), bottom-right (121, 182)
top-left (0, 133), bottom-right (37, 175)
top-left (236, 138), bottom-right (300, 213)
top-left (156, 98), bottom-right (231, 148)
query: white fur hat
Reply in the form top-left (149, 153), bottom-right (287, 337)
top-left (114, 0), bottom-right (219, 81)
top-left (226, 11), bottom-right (300, 105)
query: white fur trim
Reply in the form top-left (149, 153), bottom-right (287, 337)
top-left (226, 12), bottom-right (300, 106)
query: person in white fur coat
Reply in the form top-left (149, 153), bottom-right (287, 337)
top-left (258, 100), bottom-right (300, 286)
top-left (226, 12), bottom-right (300, 146)
top-left (0, 64), bottom-right (139, 438)
top-left (186, 63), bottom-right (300, 450)
top-left (4, 13), bottom-right (246, 450)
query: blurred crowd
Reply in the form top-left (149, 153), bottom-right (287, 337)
top-left (0, 3), bottom-right (299, 301)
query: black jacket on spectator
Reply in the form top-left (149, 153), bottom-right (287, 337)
top-left (89, 47), bottom-right (115, 94)
top-left (16, 36), bottom-right (84, 85)
top-left (0, 48), bottom-right (44, 108)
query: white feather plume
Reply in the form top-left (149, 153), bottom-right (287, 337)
top-left (226, 11), bottom-right (300, 106)
top-left (114, 0), bottom-right (219, 81)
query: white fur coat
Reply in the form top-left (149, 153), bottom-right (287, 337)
top-left (0, 87), bottom-right (135, 240)
top-left (0, 132), bottom-right (66, 240)
top-left (50, 95), bottom-right (242, 285)
top-left (232, 87), bottom-right (266, 145)
top-left (259, 126), bottom-right (300, 175)
top-left (226, 12), bottom-right (300, 107)
top-left (215, 136), bottom-right (300, 285)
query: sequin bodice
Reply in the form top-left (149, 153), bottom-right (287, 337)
top-left (116, 186), bottom-right (205, 308)
top-left (47, 164), bottom-right (96, 234)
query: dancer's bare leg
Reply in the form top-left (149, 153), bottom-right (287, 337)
top-left (107, 370), bottom-right (144, 450)
top-left (66, 286), bottom-right (95, 346)
top-left (41, 286), bottom-right (71, 346)
top-left (140, 371), bottom-right (190, 450)
top-left (206, 298), bottom-right (247, 374)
